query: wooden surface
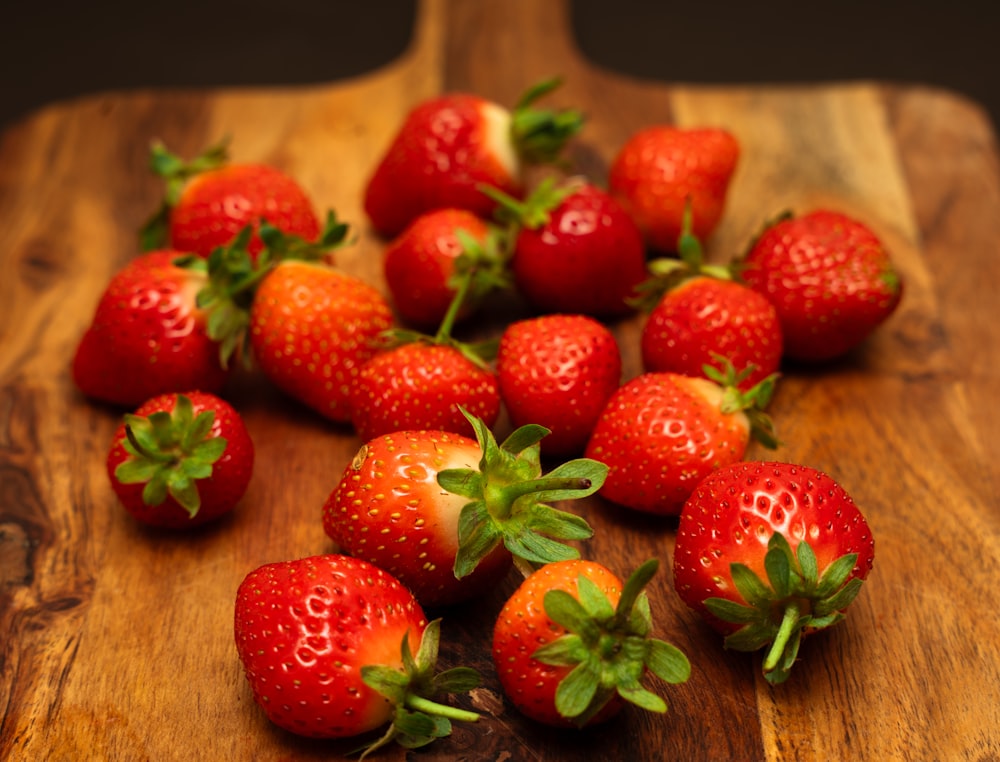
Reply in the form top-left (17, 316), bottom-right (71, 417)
top-left (2, 0), bottom-right (999, 760)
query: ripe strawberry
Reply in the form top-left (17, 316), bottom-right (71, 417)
top-left (492, 558), bottom-right (690, 728)
top-left (107, 391), bottom-right (254, 528)
top-left (382, 208), bottom-right (508, 329)
top-left (673, 461), bottom-right (875, 684)
top-left (72, 250), bottom-right (235, 406)
top-left (485, 177), bottom-right (647, 317)
top-left (249, 259), bottom-right (394, 423)
top-left (740, 209), bottom-right (903, 361)
top-left (584, 368), bottom-right (777, 515)
top-left (140, 138), bottom-right (320, 259)
top-left (234, 554), bottom-right (480, 752)
top-left (323, 410), bottom-right (607, 608)
top-left (349, 340), bottom-right (501, 442)
top-left (364, 79), bottom-right (584, 238)
top-left (635, 204), bottom-right (783, 390)
top-left (496, 314), bottom-right (622, 457)
top-left (608, 126), bottom-right (739, 253)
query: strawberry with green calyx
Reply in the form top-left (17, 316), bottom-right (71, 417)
top-left (234, 554), bottom-right (480, 752)
top-left (633, 202), bottom-right (783, 391)
top-left (140, 137), bottom-right (321, 258)
top-left (383, 208), bottom-right (511, 330)
top-left (364, 78), bottom-right (584, 238)
top-left (673, 461), bottom-right (875, 684)
top-left (323, 408), bottom-right (606, 608)
top-left (584, 359), bottom-right (778, 516)
top-left (609, 125), bottom-right (740, 253)
top-left (107, 391), bottom-right (254, 528)
top-left (482, 176), bottom-right (647, 317)
top-left (492, 558), bottom-right (691, 728)
top-left (349, 247), bottom-right (502, 441)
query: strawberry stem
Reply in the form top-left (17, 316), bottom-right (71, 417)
top-left (404, 695), bottom-right (479, 723)
top-left (762, 601), bottom-right (801, 676)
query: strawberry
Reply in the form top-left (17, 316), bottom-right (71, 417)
top-left (739, 209), bottom-right (903, 361)
top-left (106, 391), bottom-right (254, 528)
top-left (72, 250), bottom-right (236, 406)
top-left (140, 138), bottom-right (320, 259)
top-left (496, 314), bottom-right (622, 457)
top-left (673, 461), bottom-right (875, 684)
top-left (484, 177), bottom-right (647, 317)
top-left (322, 409), bottom-right (607, 608)
top-left (364, 79), bottom-right (584, 238)
top-left (492, 558), bottom-right (690, 728)
top-left (608, 126), bottom-right (739, 253)
top-left (233, 554), bottom-right (480, 752)
top-left (348, 340), bottom-right (501, 442)
top-left (584, 367), bottom-right (778, 515)
top-left (635, 204), bottom-right (783, 390)
top-left (249, 258), bottom-right (394, 423)
top-left (382, 208), bottom-right (508, 330)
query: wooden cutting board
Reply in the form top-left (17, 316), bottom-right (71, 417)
top-left (2, 0), bottom-right (999, 759)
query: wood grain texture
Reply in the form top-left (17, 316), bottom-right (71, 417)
top-left (2, 0), bottom-right (999, 760)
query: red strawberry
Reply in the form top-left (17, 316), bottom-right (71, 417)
top-left (141, 138), bottom-right (320, 259)
top-left (382, 208), bottom-right (508, 329)
top-left (608, 126), bottom-right (739, 253)
top-left (348, 341), bottom-right (501, 442)
top-left (72, 250), bottom-right (234, 406)
top-left (636, 204), bottom-right (783, 390)
top-left (107, 391), bottom-right (254, 528)
top-left (496, 314), bottom-right (622, 456)
top-left (364, 79), bottom-right (583, 238)
top-left (248, 259), bottom-right (393, 422)
top-left (234, 554), bottom-right (480, 752)
top-left (323, 410), bottom-right (606, 608)
top-left (584, 369), bottom-right (777, 515)
top-left (673, 461), bottom-right (875, 684)
top-left (485, 177), bottom-right (648, 317)
top-left (492, 558), bottom-right (690, 728)
top-left (740, 209), bottom-right (903, 361)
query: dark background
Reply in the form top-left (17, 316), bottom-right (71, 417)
top-left (2, 1), bottom-right (997, 132)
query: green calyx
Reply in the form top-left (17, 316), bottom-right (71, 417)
top-left (180, 211), bottom-right (351, 369)
top-left (703, 533), bottom-right (865, 685)
top-left (438, 409), bottom-right (607, 580)
top-left (357, 619), bottom-right (481, 759)
top-left (532, 558), bottom-right (691, 726)
top-left (140, 137), bottom-right (232, 251)
top-left (509, 77), bottom-right (585, 166)
top-left (479, 175), bottom-right (576, 231)
top-left (702, 354), bottom-right (781, 450)
top-left (113, 394), bottom-right (226, 517)
top-left (630, 198), bottom-right (735, 311)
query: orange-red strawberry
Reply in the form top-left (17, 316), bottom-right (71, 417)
top-left (635, 205), bottom-right (783, 390)
top-left (234, 554), bottom-right (480, 751)
top-left (72, 250), bottom-right (234, 406)
top-left (485, 177), bottom-right (647, 317)
top-left (492, 558), bottom-right (690, 728)
top-left (106, 391), bottom-right (254, 528)
top-left (608, 126), bottom-right (739, 253)
top-left (496, 314), bottom-right (622, 457)
top-left (673, 461), bottom-right (875, 684)
top-left (740, 209), bottom-right (903, 361)
top-left (364, 79), bottom-right (583, 238)
top-left (382, 208), bottom-right (508, 329)
top-left (249, 259), bottom-right (394, 422)
top-left (349, 341), bottom-right (501, 442)
top-left (323, 410), bottom-right (606, 608)
top-left (584, 369), bottom-right (777, 515)
top-left (141, 138), bottom-right (320, 259)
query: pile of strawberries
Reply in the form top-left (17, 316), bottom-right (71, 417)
top-left (73, 79), bottom-right (900, 753)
